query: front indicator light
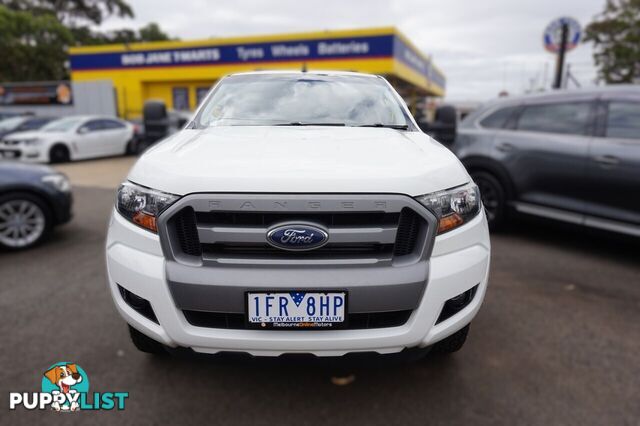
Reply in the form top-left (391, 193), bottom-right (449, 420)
top-left (116, 182), bottom-right (179, 233)
top-left (415, 182), bottom-right (481, 235)
top-left (437, 213), bottom-right (464, 234)
top-left (132, 212), bottom-right (158, 232)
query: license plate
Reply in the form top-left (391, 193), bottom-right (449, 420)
top-left (247, 291), bottom-right (347, 329)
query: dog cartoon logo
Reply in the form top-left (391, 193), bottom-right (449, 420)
top-left (9, 362), bottom-right (128, 411)
top-left (42, 363), bottom-right (89, 412)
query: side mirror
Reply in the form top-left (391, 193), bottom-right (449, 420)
top-left (418, 105), bottom-right (457, 147)
top-left (77, 126), bottom-right (89, 134)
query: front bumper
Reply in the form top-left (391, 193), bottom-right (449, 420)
top-left (106, 208), bottom-right (490, 357)
top-left (51, 190), bottom-right (73, 225)
top-left (0, 146), bottom-right (47, 162)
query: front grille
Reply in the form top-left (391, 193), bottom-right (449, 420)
top-left (0, 150), bottom-right (21, 158)
top-left (202, 243), bottom-right (394, 259)
top-left (394, 208), bottom-right (421, 256)
top-left (161, 195), bottom-right (430, 265)
top-left (183, 309), bottom-right (413, 330)
top-left (196, 211), bottom-right (400, 227)
top-left (170, 207), bottom-right (201, 257)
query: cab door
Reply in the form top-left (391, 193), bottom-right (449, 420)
top-left (73, 119), bottom-right (105, 158)
top-left (586, 98), bottom-right (640, 228)
top-left (100, 119), bottom-right (130, 155)
top-left (493, 99), bottom-right (595, 214)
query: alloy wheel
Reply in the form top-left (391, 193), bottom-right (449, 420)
top-left (0, 199), bottom-right (46, 248)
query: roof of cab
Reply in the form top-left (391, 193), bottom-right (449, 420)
top-left (479, 84), bottom-right (640, 110)
top-left (224, 70), bottom-right (382, 79)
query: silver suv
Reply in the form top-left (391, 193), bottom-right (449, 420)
top-left (453, 85), bottom-right (640, 236)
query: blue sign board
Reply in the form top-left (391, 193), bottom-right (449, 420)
top-left (70, 34), bottom-right (445, 90)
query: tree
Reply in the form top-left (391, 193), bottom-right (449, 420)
top-left (0, 5), bottom-right (73, 81)
top-left (0, 0), bottom-right (133, 25)
top-left (71, 22), bottom-right (173, 45)
top-left (584, 0), bottom-right (640, 83)
top-left (0, 1), bottom-right (175, 82)
top-left (2, 1), bottom-right (174, 45)
top-left (138, 23), bottom-right (171, 42)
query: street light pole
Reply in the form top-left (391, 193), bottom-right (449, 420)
top-left (553, 23), bottom-right (569, 89)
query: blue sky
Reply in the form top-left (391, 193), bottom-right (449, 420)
top-left (99, 0), bottom-right (606, 101)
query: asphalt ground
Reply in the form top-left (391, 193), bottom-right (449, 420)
top-left (1, 157), bottom-right (639, 425)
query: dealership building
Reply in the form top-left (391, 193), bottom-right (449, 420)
top-left (68, 27), bottom-right (446, 119)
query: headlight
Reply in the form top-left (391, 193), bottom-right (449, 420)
top-left (415, 182), bottom-right (481, 234)
top-left (23, 138), bottom-right (42, 146)
top-left (42, 173), bottom-right (71, 193)
top-left (116, 182), bottom-right (179, 233)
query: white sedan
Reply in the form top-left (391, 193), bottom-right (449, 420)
top-left (0, 115), bottom-right (135, 163)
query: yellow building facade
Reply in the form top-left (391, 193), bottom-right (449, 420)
top-left (69, 27), bottom-right (446, 119)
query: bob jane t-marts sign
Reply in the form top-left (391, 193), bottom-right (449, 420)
top-left (0, 82), bottom-right (73, 106)
top-left (69, 33), bottom-right (446, 91)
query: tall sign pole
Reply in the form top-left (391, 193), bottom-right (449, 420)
top-left (553, 22), bottom-right (569, 89)
top-left (544, 17), bottom-right (582, 90)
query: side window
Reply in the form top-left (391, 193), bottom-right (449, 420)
top-left (83, 120), bottom-right (103, 132)
top-left (17, 120), bottom-right (39, 131)
top-left (606, 101), bottom-right (640, 140)
top-left (479, 106), bottom-right (518, 129)
top-left (516, 102), bottom-right (592, 136)
top-left (101, 119), bottom-right (125, 130)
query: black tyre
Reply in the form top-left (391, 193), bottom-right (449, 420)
top-left (125, 139), bottom-right (136, 156)
top-left (0, 192), bottom-right (52, 250)
top-left (471, 171), bottom-right (506, 230)
top-left (128, 325), bottom-right (167, 355)
top-left (430, 325), bottom-right (469, 355)
top-left (49, 144), bottom-right (70, 164)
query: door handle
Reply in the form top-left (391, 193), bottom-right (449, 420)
top-left (496, 142), bottom-right (514, 153)
top-left (594, 155), bottom-right (620, 168)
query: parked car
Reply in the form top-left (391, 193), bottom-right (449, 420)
top-left (106, 71), bottom-right (490, 358)
top-left (0, 161), bottom-right (72, 250)
top-left (0, 115), bottom-right (55, 139)
top-left (0, 115), bottom-right (135, 163)
top-left (0, 111), bottom-right (31, 121)
top-left (453, 85), bottom-right (640, 236)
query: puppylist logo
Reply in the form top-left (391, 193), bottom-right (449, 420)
top-left (9, 362), bottom-right (128, 412)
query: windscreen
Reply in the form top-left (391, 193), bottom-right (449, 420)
top-left (194, 74), bottom-right (411, 128)
top-left (42, 117), bottom-right (85, 132)
top-left (0, 117), bottom-right (27, 130)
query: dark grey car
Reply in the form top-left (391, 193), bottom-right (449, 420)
top-left (453, 85), bottom-right (640, 237)
top-left (0, 161), bottom-right (73, 250)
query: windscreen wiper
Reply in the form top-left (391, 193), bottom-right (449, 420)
top-left (275, 122), bottom-right (346, 126)
top-left (358, 123), bottom-right (409, 130)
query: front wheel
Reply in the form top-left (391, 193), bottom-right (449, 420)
top-left (128, 326), bottom-right (167, 355)
top-left (49, 144), bottom-right (70, 164)
top-left (470, 171), bottom-right (506, 230)
top-left (0, 193), bottom-right (52, 250)
top-left (430, 324), bottom-right (470, 355)
top-left (125, 139), bottom-right (136, 156)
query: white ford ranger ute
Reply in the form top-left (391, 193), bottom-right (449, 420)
top-left (106, 71), bottom-right (490, 358)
